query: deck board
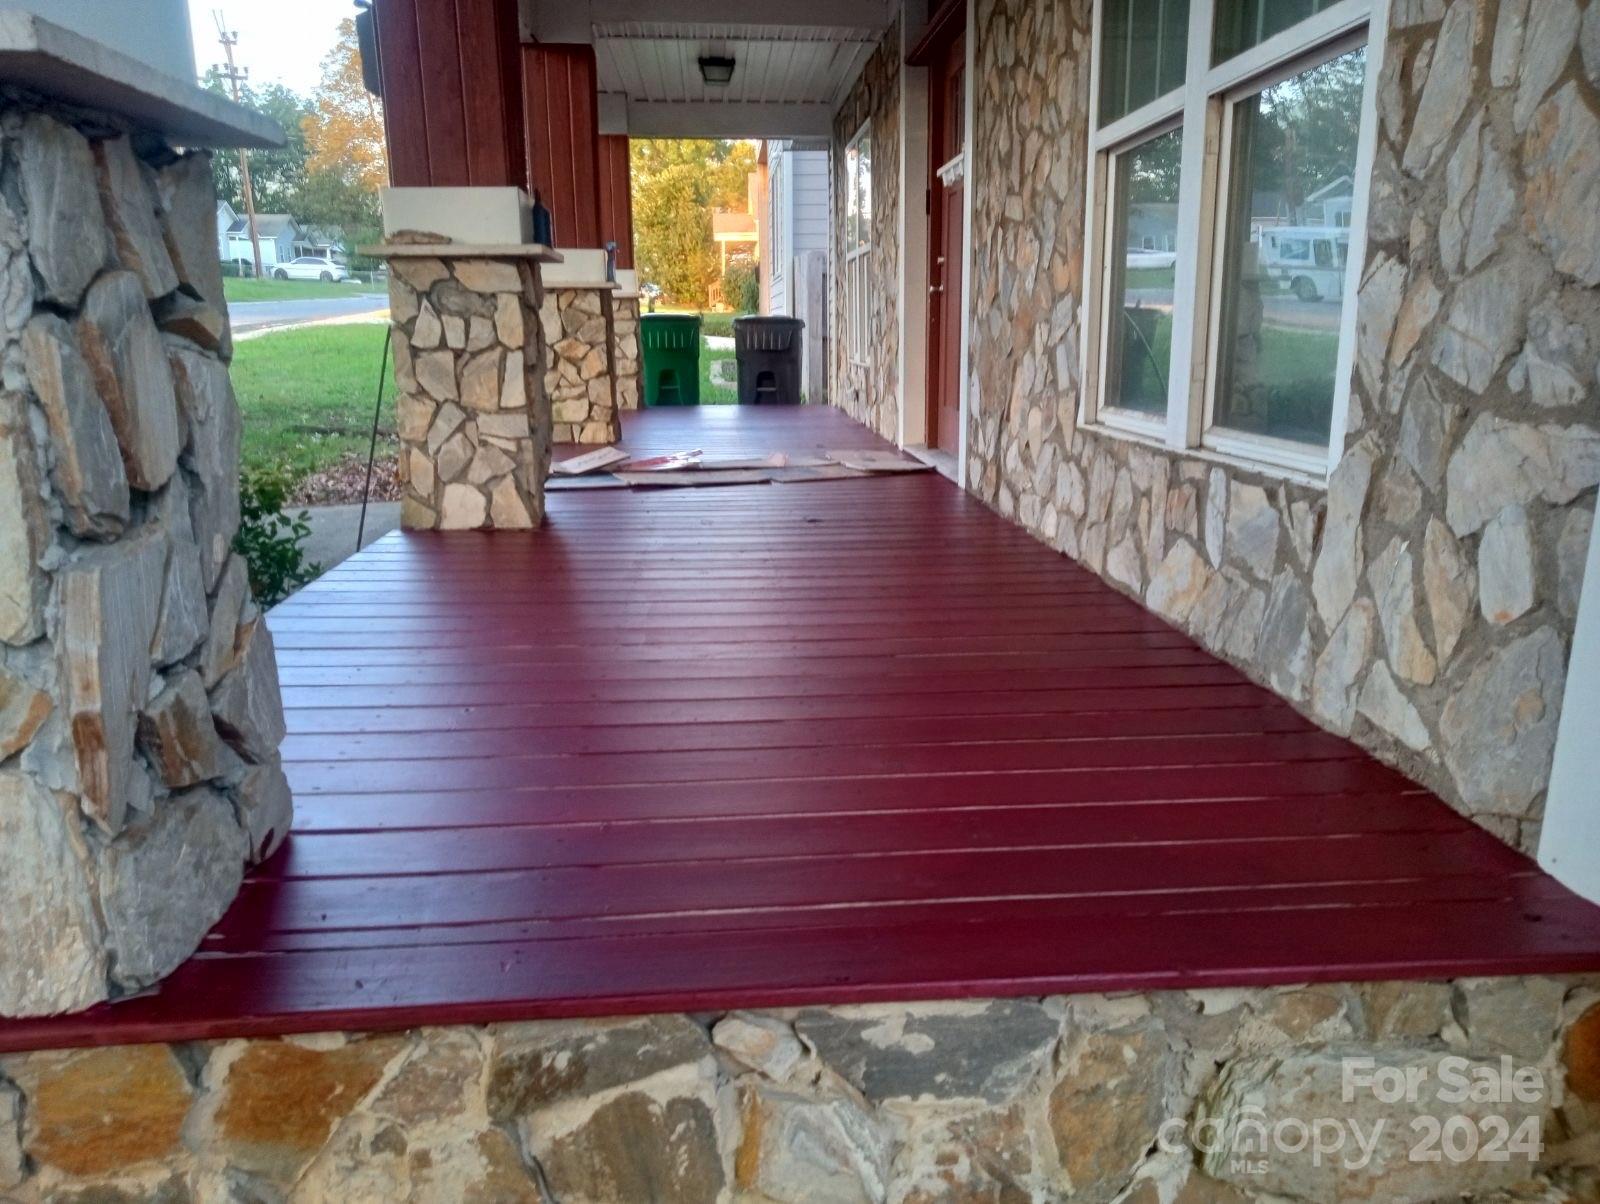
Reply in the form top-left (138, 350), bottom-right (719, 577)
top-left (4, 404), bottom-right (1600, 1052)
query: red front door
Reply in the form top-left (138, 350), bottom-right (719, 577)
top-left (927, 31), bottom-right (965, 456)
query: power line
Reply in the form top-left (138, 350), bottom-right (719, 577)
top-left (213, 10), bottom-right (265, 281)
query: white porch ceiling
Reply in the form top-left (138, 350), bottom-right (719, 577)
top-left (521, 0), bottom-right (895, 138)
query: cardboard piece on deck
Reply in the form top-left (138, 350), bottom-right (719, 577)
top-left (551, 446), bottom-right (631, 476)
top-left (622, 450), bottom-right (704, 472)
top-left (614, 464), bottom-right (871, 488)
top-left (827, 449), bottom-right (934, 473)
top-left (546, 474), bottom-right (631, 490)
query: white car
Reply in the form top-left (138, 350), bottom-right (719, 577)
top-left (273, 256), bottom-right (351, 283)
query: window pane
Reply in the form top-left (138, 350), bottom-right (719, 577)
top-left (1103, 128), bottom-right (1182, 416)
top-left (1211, 45), bottom-right (1366, 447)
top-left (856, 137), bottom-right (873, 249)
top-left (845, 141), bottom-right (860, 247)
top-left (1212, 0), bottom-right (1341, 64)
top-left (1098, 0), bottom-right (1190, 126)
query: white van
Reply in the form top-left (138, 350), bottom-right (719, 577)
top-left (1256, 226), bottom-right (1349, 302)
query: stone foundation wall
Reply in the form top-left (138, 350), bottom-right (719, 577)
top-left (614, 293), bottom-right (641, 411)
top-left (1, 976), bottom-right (1596, 1201)
top-left (0, 99), bottom-right (289, 1017)
top-left (831, 17), bottom-right (902, 441)
top-left (541, 287), bottom-right (621, 443)
top-left (956, 0), bottom-right (1600, 853)
top-left (387, 254), bottom-right (549, 530)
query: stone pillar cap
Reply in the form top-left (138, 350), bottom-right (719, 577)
top-left (0, 11), bottom-right (282, 148)
top-left (362, 243), bottom-right (564, 263)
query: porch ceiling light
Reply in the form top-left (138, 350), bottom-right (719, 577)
top-left (698, 55), bottom-right (736, 86)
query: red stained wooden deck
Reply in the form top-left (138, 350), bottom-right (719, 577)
top-left (6, 406), bottom-right (1600, 1052)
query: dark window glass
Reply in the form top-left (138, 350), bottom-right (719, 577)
top-left (1103, 127), bottom-right (1183, 415)
top-left (1211, 44), bottom-right (1366, 447)
top-left (1212, 0), bottom-right (1342, 64)
top-left (1099, 0), bottom-right (1191, 125)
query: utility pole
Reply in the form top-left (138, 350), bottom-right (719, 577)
top-left (213, 11), bottom-right (264, 281)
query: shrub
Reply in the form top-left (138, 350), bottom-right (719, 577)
top-left (234, 464), bottom-right (320, 606)
top-left (698, 312), bottom-right (735, 339)
top-left (723, 257), bottom-right (759, 314)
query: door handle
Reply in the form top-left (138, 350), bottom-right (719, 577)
top-left (930, 284), bottom-right (944, 294)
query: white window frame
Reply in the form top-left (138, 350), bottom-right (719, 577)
top-left (844, 121), bottom-right (872, 368)
top-left (1079, 0), bottom-right (1389, 482)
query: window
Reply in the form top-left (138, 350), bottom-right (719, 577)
top-left (1099, 0), bottom-right (1190, 126)
top-left (1082, 0), bottom-right (1380, 476)
top-left (1100, 125), bottom-right (1183, 421)
top-left (1212, 0), bottom-right (1345, 63)
top-left (844, 123), bottom-right (872, 367)
top-left (1208, 42), bottom-right (1367, 453)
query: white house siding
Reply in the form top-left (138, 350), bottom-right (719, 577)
top-left (789, 151), bottom-right (831, 256)
top-left (766, 143), bottom-right (832, 319)
top-left (767, 148), bottom-right (787, 315)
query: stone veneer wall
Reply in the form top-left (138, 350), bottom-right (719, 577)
top-left (613, 293), bottom-right (642, 410)
top-left (387, 254), bottom-right (550, 530)
top-left (952, 0), bottom-right (1600, 853)
top-left (0, 977), bottom-right (1595, 1201)
top-left (541, 287), bottom-right (621, 443)
top-left (831, 16), bottom-right (903, 440)
top-left (0, 100), bottom-right (290, 1018)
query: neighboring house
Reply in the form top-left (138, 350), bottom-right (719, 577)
top-left (216, 209), bottom-right (345, 270)
top-left (761, 139), bottom-right (831, 401)
top-left (214, 199), bottom-right (236, 265)
top-left (1304, 174), bottom-right (1355, 227)
top-left (711, 209), bottom-right (758, 273)
top-left (294, 223), bottom-right (350, 260)
top-left (1125, 201), bottom-right (1176, 254)
top-left (762, 139), bottom-right (830, 317)
top-left (221, 212), bottom-right (299, 269)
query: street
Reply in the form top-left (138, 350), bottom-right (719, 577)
top-left (227, 293), bottom-right (389, 334)
top-left (1125, 287), bottom-right (1343, 332)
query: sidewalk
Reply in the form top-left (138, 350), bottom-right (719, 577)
top-left (300, 501), bottom-right (400, 577)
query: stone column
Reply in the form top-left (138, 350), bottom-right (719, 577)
top-left (541, 285), bottom-right (622, 444)
top-left (379, 247), bottom-right (555, 530)
top-left (612, 292), bottom-right (642, 411)
top-left (1, 100), bottom-right (290, 1015)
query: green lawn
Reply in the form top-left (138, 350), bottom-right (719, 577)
top-left (1124, 266), bottom-right (1176, 289)
top-left (1112, 308), bottom-right (1340, 440)
top-left (230, 324), bottom-right (396, 477)
top-left (699, 336), bottom-right (738, 404)
top-left (224, 276), bottom-right (383, 303)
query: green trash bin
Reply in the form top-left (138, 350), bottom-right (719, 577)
top-left (641, 314), bottom-right (702, 406)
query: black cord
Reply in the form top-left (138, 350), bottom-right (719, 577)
top-left (357, 324), bottom-right (392, 551)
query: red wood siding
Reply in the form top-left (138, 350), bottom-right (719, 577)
top-left (597, 134), bottom-right (635, 269)
top-left (3, 406), bottom-right (1599, 1053)
top-left (373, 0), bottom-right (525, 188)
top-left (522, 43), bottom-right (603, 247)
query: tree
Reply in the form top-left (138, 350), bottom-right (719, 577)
top-left (630, 140), bottom-right (758, 305)
top-left (203, 70), bottom-right (312, 212)
top-left (302, 19), bottom-right (388, 195)
top-left (294, 20), bottom-right (388, 265)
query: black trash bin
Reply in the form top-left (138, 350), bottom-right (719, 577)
top-left (733, 316), bottom-right (805, 405)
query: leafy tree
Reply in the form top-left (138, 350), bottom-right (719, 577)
top-left (302, 19), bottom-right (388, 195)
top-left (203, 70), bottom-right (313, 212)
top-left (1244, 46), bottom-right (1367, 220)
top-left (204, 22), bottom-right (387, 264)
top-left (297, 25), bottom-right (388, 266)
top-left (630, 140), bottom-right (758, 305)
